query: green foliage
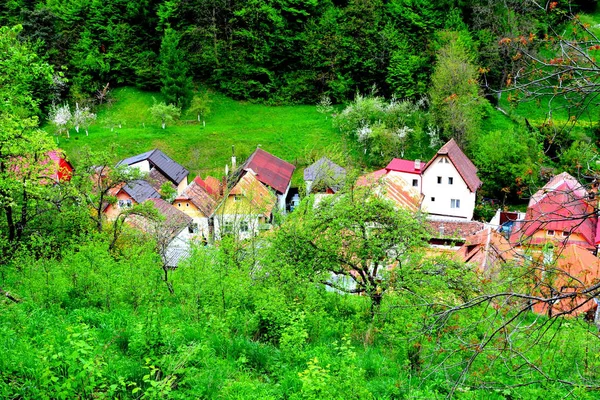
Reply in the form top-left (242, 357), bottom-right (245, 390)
top-left (188, 90), bottom-right (212, 125)
top-left (429, 30), bottom-right (485, 149)
top-left (160, 28), bottom-right (193, 109)
top-left (148, 99), bottom-right (181, 129)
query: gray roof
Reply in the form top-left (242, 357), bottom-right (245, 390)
top-left (304, 157), bottom-right (346, 191)
top-left (118, 149), bottom-right (189, 185)
top-left (122, 180), bottom-right (161, 204)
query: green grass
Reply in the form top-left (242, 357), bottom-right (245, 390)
top-left (55, 87), bottom-right (346, 184)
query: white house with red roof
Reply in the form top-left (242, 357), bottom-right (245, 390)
top-left (386, 139), bottom-right (482, 220)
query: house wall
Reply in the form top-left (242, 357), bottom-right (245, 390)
top-left (176, 176), bottom-right (188, 195)
top-left (277, 181), bottom-right (291, 212)
top-left (173, 199), bottom-right (210, 239)
top-left (164, 228), bottom-right (192, 267)
top-left (529, 230), bottom-right (593, 250)
top-left (129, 160), bottom-right (151, 173)
top-left (104, 191), bottom-right (136, 220)
top-left (421, 156), bottom-right (476, 220)
top-left (213, 213), bottom-right (263, 241)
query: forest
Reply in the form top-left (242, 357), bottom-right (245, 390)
top-left (3, 0), bottom-right (600, 398)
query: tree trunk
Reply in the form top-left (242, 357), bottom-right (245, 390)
top-left (5, 205), bottom-right (15, 242)
top-left (75, 125), bottom-right (80, 133)
top-left (162, 122), bottom-right (166, 129)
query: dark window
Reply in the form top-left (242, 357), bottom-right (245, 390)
top-left (412, 179), bottom-right (418, 187)
top-left (437, 176), bottom-right (442, 184)
top-left (431, 197), bottom-right (435, 202)
top-left (448, 177), bottom-right (453, 185)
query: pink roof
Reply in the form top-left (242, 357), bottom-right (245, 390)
top-left (385, 158), bottom-right (422, 175)
top-left (423, 139), bottom-right (482, 192)
top-left (355, 169), bottom-right (387, 186)
top-left (241, 148), bottom-right (295, 194)
top-left (511, 178), bottom-right (597, 249)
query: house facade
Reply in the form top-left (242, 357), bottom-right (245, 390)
top-left (236, 148), bottom-right (295, 211)
top-left (173, 177), bottom-right (218, 242)
top-left (213, 171), bottom-right (276, 240)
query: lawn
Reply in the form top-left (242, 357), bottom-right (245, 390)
top-left (55, 87), bottom-right (347, 184)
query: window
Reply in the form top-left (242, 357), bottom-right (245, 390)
top-left (188, 223), bottom-right (198, 234)
top-left (177, 203), bottom-right (181, 207)
top-left (233, 195), bottom-right (242, 202)
top-left (562, 231), bottom-right (570, 237)
top-left (547, 230), bottom-right (555, 236)
top-left (437, 176), bottom-right (442, 184)
top-left (451, 199), bottom-right (460, 208)
top-left (118, 199), bottom-right (132, 208)
top-left (412, 179), bottom-right (418, 187)
top-left (448, 177), bottom-right (453, 185)
top-left (222, 221), bottom-right (234, 235)
top-left (431, 197), bottom-right (435, 202)
top-left (445, 158), bottom-right (450, 164)
top-left (186, 203), bottom-right (189, 207)
top-left (240, 221), bottom-right (249, 233)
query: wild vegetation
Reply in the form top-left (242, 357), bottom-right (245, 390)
top-left (4, 1), bottom-right (600, 398)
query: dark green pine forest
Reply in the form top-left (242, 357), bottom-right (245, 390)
top-left (3, 0), bottom-right (600, 398)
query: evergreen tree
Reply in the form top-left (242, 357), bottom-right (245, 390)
top-left (159, 27), bottom-right (193, 108)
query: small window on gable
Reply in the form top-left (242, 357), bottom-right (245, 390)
top-left (437, 176), bottom-right (442, 184)
top-left (412, 179), bottom-right (418, 187)
top-left (445, 158), bottom-right (450, 164)
top-left (186, 203), bottom-right (189, 207)
top-left (448, 177), bottom-right (453, 185)
top-left (547, 230), bottom-right (555, 236)
top-left (234, 195), bottom-right (242, 202)
top-left (438, 159), bottom-right (444, 164)
top-left (562, 231), bottom-right (569, 237)
top-left (177, 203), bottom-right (181, 207)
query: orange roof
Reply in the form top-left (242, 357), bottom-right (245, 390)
top-left (456, 228), bottom-right (518, 274)
top-left (532, 245), bottom-right (600, 317)
top-left (356, 171), bottom-right (420, 212)
top-left (175, 179), bottom-right (218, 217)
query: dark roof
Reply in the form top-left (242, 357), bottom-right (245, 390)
top-left (423, 139), bottom-right (482, 192)
top-left (118, 149), bottom-right (189, 185)
top-left (385, 158), bottom-right (422, 175)
top-left (304, 157), bottom-right (346, 192)
top-left (148, 169), bottom-right (176, 192)
top-left (121, 180), bottom-right (161, 204)
top-left (150, 198), bottom-right (193, 231)
top-left (240, 148), bottom-right (295, 194)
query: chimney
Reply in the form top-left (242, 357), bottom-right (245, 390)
top-left (225, 163), bottom-right (229, 176)
top-left (415, 159), bottom-right (421, 170)
top-left (231, 145), bottom-right (237, 171)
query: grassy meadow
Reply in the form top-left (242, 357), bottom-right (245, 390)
top-left (56, 87), bottom-right (348, 184)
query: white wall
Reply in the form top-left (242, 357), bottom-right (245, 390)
top-left (421, 156), bottom-right (476, 220)
top-left (129, 160), bottom-right (151, 173)
top-left (176, 176), bottom-right (188, 195)
top-left (213, 214), bottom-right (262, 241)
top-left (277, 181), bottom-right (291, 212)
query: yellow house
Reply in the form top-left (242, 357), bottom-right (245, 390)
top-left (213, 171), bottom-right (276, 240)
top-left (173, 177), bottom-right (218, 241)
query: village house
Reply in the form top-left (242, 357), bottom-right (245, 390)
top-left (385, 139), bottom-right (482, 220)
top-left (304, 157), bottom-right (346, 194)
top-left (510, 172), bottom-right (599, 252)
top-left (213, 170), bottom-right (277, 240)
top-left (128, 198), bottom-right (194, 268)
top-left (117, 148), bottom-right (189, 195)
top-left (103, 179), bottom-right (161, 220)
top-left (234, 148), bottom-right (295, 211)
top-left (44, 150), bottom-right (74, 183)
top-left (172, 176), bottom-right (219, 242)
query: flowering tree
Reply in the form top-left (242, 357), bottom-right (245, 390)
top-left (49, 103), bottom-right (72, 138)
top-left (72, 103), bottom-right (96, 136)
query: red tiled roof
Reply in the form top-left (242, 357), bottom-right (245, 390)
top-left (176, 179), bottom-right (218, 217)
top-left (423, 139), bottom-right (482, 192)
top-left (204, 176), bottom-right (222, 198)
top-left (426, 219), bottom-right (485, 239)
top-left (355, 169), bottom-right (387, 186)
top-left (194, 176), bottom-right (215, 196)
top-left (242, 148), bottom-right (295, 194)
top-left (385, 158), bottom-right (422, 174)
